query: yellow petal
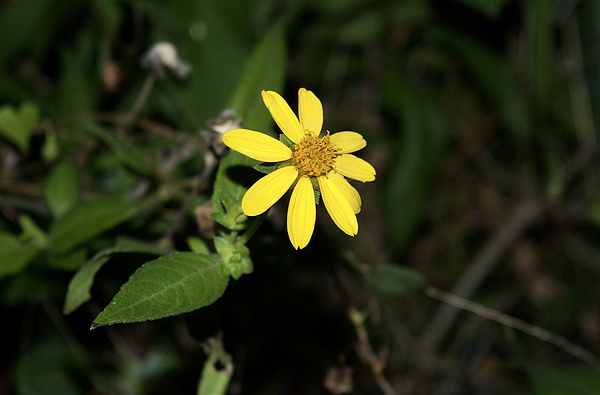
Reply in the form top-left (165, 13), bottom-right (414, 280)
top-left (222, 129), bottom-right (292, 162)
top-left (242, 166), bottom-right (298, 216)
top-left (329, 172), bottom-right (361, 214)
top-left (330, 131), bottom-right (366, 154)
top-left (261, 90), bottom-right (304, 144)
top-left (334, 154), bottom-right (376, 182)
top-left (318, 175), bottom-right (358, 236)
top-left (298, 88), bottom-right (323, 135)
top-left (287, 176), bottom-right (316, 249)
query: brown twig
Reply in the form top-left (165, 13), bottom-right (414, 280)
top-left (424, 286), bottom-right (600, 369)
top-left (75, 112), bottom-right (207, 152)
top-left (329, 266), bottom-right (396, 395)
top-left (348, 306), bottom-right (396, 395)
top-left (420, 198), bottom-right (545, 353)
top-left (120, 73), bottom-right (156, 127)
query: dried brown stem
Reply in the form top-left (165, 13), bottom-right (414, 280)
top-left (120, 73), bottom-right (155, 127)
top-left (420, 198), bottom-right (545, 353)
top-left (348, 307), bottom-right (396, 395)
top-left (424, 286), bottom-right (600, 369)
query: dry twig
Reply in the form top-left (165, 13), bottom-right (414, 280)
top-left (420, 198), bottom-right (545, 353)
top-left (424, 286), bottom-right (600, 369)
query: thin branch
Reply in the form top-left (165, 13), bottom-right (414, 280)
top-left (120, 73), bottom-right (156, 127)
top-left (424, 286), bottom-right (600, 369)
top-left (420, 198), bottom-right (545, 353)
top-left (329, 266), bottom-right (396, 395)
top-left (348, 307), bottom-right (396, 395)
top-left (77, 112), bottom-right (207, 152)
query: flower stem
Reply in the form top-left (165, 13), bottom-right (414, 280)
top-left (235, 211), bottom-right (268, 246)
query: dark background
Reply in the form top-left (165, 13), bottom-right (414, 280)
top-left (1, 0), bottom-right (600, 394)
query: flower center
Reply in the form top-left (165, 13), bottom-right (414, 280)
top-left (292, 131), bottom-right (339, 177)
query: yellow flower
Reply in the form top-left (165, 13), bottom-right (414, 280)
top-left (222, 88), bottom-right (375, 249)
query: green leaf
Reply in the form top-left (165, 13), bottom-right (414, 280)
top-left (213, 236), bottom-right (252, 280)
top-left (0, 101), bottom-right (39, 152)
top-left (18, 213), bottom-right (47, 249)
top-left (211, 21), bottom-right (287, 223)
top-left (369, 264), bottom-right (427, 298)
top-left (187, 237), bottom-right (210, 254)
top-left (427, 28), bottom-right (530, 143)
top-left (77, 122), bottom-right (150, 174)
top-left (197, 337), bottom-right (233, 395)
top-left (452, 0), bottom-right (511, 19)
top-left (49, 199), bottom-right (138, 255)
top-left (64, 256), bottom-right (110, 315)
top-left (157, 0), bottom-right (252, 129)
top-left (526, 366), bottom-right (600, 395)
top-left (92, 252), bottom-right (228, 327)
top-left (41, 129), bottom-right (60, 162)
top-left (382, 69), bottom-right (449, 252)
top-left (279, 134), bottom-right (294, 150)
top-left (47, 248), bottom-right (87, 271)
top-left (63, 241), bottom-right (169, 314)
top-left (56, 45), bottom-right (98, 115)
top-left (45, 159), bottom-right (80, 218)
top-left (253, 162), bottom-right (279, 175)
top-left (0, 233), bottom-right (39, 278)
top-left (212, 151), bottom-right (257, 218)
top-left (227, 21), bottom-right (287, 132)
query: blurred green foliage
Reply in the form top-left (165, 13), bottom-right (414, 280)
top-left (1, 0), bottom-right (600, 394)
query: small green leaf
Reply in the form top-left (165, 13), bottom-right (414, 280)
top-left (526, 366), bottom-right (600, 395)
top-left (63, 242), bottom-right (169, 314)
top-left (212, 151), bottom-right (256, 218)
top-left (45, 159), bottom-right (80, 218)
top-left (92, 252), bottom-right (228, 327)
top-left (64, 256), bottom-right (110, 315)
top-left (41, 129), bottom-right (60, 162)
top-left (213, 236), bottom-right (230, 257)
top-left (77, 122), bottom-right (150, 174)
top-left (187, 236), bottom-right (210, 254)
top-left (0, 101), bottom-right (39, 152)
top-left (279, 134), bottom-right (294, 150)
top-left (253, 163), bottom-right (279, 175)
top-left (0, 233), bottom-right (39, 278)
top-left (382, 68), bottom-right (449, 252)
top-left (49, 199), bottom-right (138, 255)
top-left (369, 264), bottom-right (427, 298)
top-left (18, 213), bottom-right (47, 249)
top-left (213, 237), bottom-right (252, 280)
top-left (210, 212), bottom-right (229, 228)
top-left (47, 248), bottom-right (87, 271)
top-left (197, 337), bottom-right (233, 395)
